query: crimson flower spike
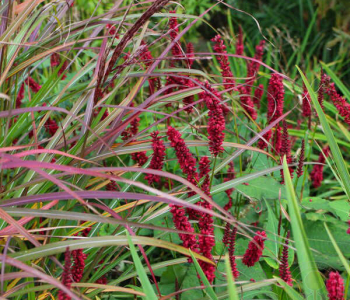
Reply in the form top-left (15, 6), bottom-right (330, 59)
top-left (279, 231), bottom-right (292, 286)
top-left (253, 84), bottom-right (264, 109)
top-left (280, 121), bottom-right (293, 183)
top-left (324, 79), bottom-right (350, 126)
top-left (200, 82), bottom-right (226, 156)
top-left (186, 42), bottom-right (194, 68)
top-left (258, 73), bottom-right (284, 150)
top-left (242, 231), bottom-right (266, 267)
top-left (145, 131), bottom-right (166, 185)
top-left (222, 221), bottom-right (231, 246)
top-left (326, 271), bottom-right (344, 300)
top-left (72, 249), bottom-right (87, 283)
top-left (318, 69), bottom-right (326, 111)
top-left (169, 10), bottom-right (182, 62)
top-left (235, 25), bottom-right (244, 55)
top-left (296, 140), bottom-right (305, 178)
top-left (302, 84), bottom-right (311, 117)
top-left (310, 146), bottom-right (330, 188)
top-left (229, 226), bottom-right (239, 278)
top-left (58, 247), bottom-right (73, 300)
top-left (223, 161), bottom-right (235, 210)
top-left (211, 35), bottom-right (235, 91)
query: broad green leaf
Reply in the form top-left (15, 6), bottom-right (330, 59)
top-left (263, 199), bottom-right (279, 269)
top-left (324, 223), bottom-right (350, 276)
top-left (283, 156), bottom-right (327, 298)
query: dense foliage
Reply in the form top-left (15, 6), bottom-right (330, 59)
top-left (0, 0), bottom-right (349, 299)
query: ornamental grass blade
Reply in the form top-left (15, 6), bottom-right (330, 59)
top-left (189, 250), bottom-right (218, 300)
top-left (126, 232), bottom-right (158, 300)
top-left (224, 254), bottom-right (239, 300)
top-left (282, 156), bottom-right (326, 298)
top-left (8, 236), bottom-right (214, 266)
top-left (297, 66), bottom-right (350, 198)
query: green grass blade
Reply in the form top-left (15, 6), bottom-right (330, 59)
top-left (297, 67), bottom-right (350, 198)
top-left (274, 277), bottom-right (304, 300)
top-left (324, 222), bottom-right (350, 276)
top-left (224, 254), bottom-right (239, 300)
top-left (189, 250), bottom-right (218, 300)
top-left (282, 156), bottom-right (327, 298)
top-left (126, 232), bottom-right (158, 300)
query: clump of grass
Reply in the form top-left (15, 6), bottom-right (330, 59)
top-left (0, 1), bottom-right (349, 299)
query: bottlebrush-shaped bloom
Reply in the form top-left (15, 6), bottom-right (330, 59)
top-left (170, 204), bottom-right (198, 252)
top-left (106, 180), bottom-right (117, 191)
top-left (326, 271), bottom-right (344, 300)
top-left (140, 41), bottom-right (160, 94)
top-left (197, 173), bottom-right (216, 283)
top-left (51, 53), bottom-right (68, 80)
top-left (247, 40), bottom-right (265, 81)
top-left (302, 85), bottom-right (312, 117)
top-left (106, 24), bottom-right (119, 37)
top-left (267, 74), bottom-right (284, 124)
top-left (223, 221), bottom-right (231, 246)
top-left (224, 162), bottom-right (235, 210)
top-left (274, 125), bottom-right (282, 154)
top-left (310, 147), bottom-right (330, 188)
top-left (235, 26), bottom-right (244, 55)
top-left (211, 35), bottom-right (235, 91)
top-left (131, 151), bottom-right (148, 166)
top-left (45, 117), bottom-right (59, 136)
top-left (16, 84), bottom-right (24, 108)
top-left (325, 82), bottom-right (350, 126)
top-left (280, 121), bottom-right (293, 183)
top-left (242, 231), bottom-right (266, 267)
top-left (51, 53), bottom-right (60, 67)
top-left (72, 249), bottom-right (87, 283)
top-left (169, 11), bottom-right (182, 59)
top-left (258, 129), bottom-right (272, 150)
top-left (296, 140), bottom-right (305, 178)
top-left (318, 70), bottom-right (326, 111)
top-left (229, 226), bottom-right (239, 278)
top-left (199, 156), bottom-right (211, 178)
top-left (183, 79), bottom-right (195, 113)
top-left (58, 247), bottom-right (73, 300)
top-left (239, 86), bottom-right (258, 120)
top-left (167, 126), bottom-right (198, 183)
top-left (253, 84), bottom-right (264, 109)
top-left (186, 42), bottom-right (194, 68)
top-left (279, 231), bottom-right (292, 286)
top-left (26, 77), bottom-right (41, 93)
top-left (145, 131), bottom-right (166, 184)
top-left (200, 82), bottom-right (226, 156)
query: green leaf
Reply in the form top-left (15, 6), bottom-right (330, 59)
top-left (328, 200), bottom-right (350, 222)
top-left (263, 199), bottom-right (279, 269)
top-left (189, 250), bottom-right (218, 300)
top-left (126, 232), bottom-right (158, 300)
top-left (324, 223), bottom-right (350, 276)
top-left (283, 156), bottom-right (327, 298)
top-left (274, 277), bottom-right (304, 300)
top-left (225, 254), bottom-right (239, 300)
